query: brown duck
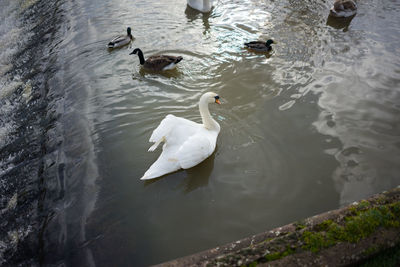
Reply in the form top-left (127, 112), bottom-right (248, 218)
top-left (129, 48), bottom-right (183, 71)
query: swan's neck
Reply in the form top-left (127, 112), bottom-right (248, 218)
top-left (199, 101), bottom-right (219, 130)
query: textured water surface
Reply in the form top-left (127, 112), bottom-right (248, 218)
top-left (1, 0), bottom-right (399, 265)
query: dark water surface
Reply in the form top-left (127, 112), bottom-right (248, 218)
top-left (1, 0), bottom-right (400, 265)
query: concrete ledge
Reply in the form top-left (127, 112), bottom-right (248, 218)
top-left (157, 187), bottom-right (400, 266)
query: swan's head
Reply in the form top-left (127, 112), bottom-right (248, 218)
top-left (266, 39), bottom-right (275, 46)
top-left (201, 92), bottom-right (221, 105)
top-left (127, 27), bottom-right (132, 35)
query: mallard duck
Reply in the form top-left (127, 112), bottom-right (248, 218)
top-left (187, 0), bottom-right (213, 13)
top-left (141, 92), bottom-right (221, 180)
top-left (330, 0), bottom-right (357, 17)
top-left (129, 48), bottom-right (183, 71)
top-left (244, 39), bottom-right (275, 52)
top-left (107, 27), bottom-right (133, 48)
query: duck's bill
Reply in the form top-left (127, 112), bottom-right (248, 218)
top-left (215, 99), bottom-right (221, 104)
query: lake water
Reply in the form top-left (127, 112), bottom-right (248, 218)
top-left (1, 0), bottom-right (399, 265)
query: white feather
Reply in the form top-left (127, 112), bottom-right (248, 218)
top-left (162, 62), bottom-right (178, 71)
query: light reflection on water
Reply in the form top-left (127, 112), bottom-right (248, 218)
top-left (40, 0), bottom-right (400, 265)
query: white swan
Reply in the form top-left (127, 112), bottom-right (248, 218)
top-left (141, 92), bottom-right (221, 180)
top-left (187, 0), bottom-right (213, 13)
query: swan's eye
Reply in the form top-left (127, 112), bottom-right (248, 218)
top-left (214, 96), bottom-right (219, 100)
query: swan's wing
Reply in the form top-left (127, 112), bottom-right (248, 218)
top-left (148, 115), bottom-right (178, 147)
top-left (177, 133), bottom-right (215, 169)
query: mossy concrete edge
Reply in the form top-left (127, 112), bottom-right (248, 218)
top-left (156, 186), bottom-right (400, 266)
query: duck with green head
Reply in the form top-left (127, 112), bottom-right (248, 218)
top-left (244, 39), bottom-right (275, 52)
top-left (108, 27), bottom-right (133, 49)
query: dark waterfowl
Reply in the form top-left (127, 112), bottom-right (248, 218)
top-left (108, 27), bottom-right (133, 48)
top-left (244, 39), bottom-right (275, 52)
top-left (129, 48), bottom-right (183, 71)
top-left (330, 0), bottom-right (357, 17)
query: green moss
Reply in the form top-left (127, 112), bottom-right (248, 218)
top-left (302, 201), bottom-right (400, 252)
top-left (375, 196), bottom-right (387, 205)
top-left (242, 199), bottom-right (400, 266)
top-left (262, 246), bottom-right (295, 262)
top-left (316, 219), bottom-right (334, 231)
top-left (358, 200), bottom-right (371, 210)
top-left (389, 202), bottom-right (400, 217)
top-left (265, 252), bottom-right (282, 261)
top-left (302, 231), bottom-right (335, 252)
top-left (348, 205), bottom-right (358, 214)
top-left (294, 220), bottom-right (307, 230)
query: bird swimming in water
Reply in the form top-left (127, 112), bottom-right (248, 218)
top-left (108, 27), bottom-right (133, 49)
top-left (129, 48), bottom-right (183, 71)
top-left (244, 39), bottom-right (275, 52)
top-left (141, 92), bottom-right (221, 180)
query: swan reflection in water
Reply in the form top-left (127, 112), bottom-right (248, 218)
top-left (179, 148), bottom-right (216, 193)
top-left (184, 5), bottom-right (212, 34)
top-left (326, 14), bottom-right (356, 31)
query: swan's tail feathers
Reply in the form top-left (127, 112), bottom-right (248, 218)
top-left (140, 172), bottom-right (162, 180)
top-left (140, 153), bottom-right (180, 180)
top-left (140, 174), bottom-right (155, 180)
top-left (140, 166), bottom-right (178, 180)
top-left (148, 137), bottom-right (165, 152)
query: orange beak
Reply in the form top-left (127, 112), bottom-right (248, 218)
top-left (215, 99), bottom-right (221, 104)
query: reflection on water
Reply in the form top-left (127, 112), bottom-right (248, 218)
top-left (185, 5), bottom-right (211, 33)
top-left (179, 149), bottom-right (216, 193)
top-left (5, 0), bottom-right (396, 265)
top-left (326, 14), bottom-right (356, 31)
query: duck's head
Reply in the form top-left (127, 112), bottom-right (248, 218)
top-left (266, 39), bottom-right (275, 46)
top-left (127, 27), bottom-right (132, 35)
top-left (202, 92), bottom-right (221, 104)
